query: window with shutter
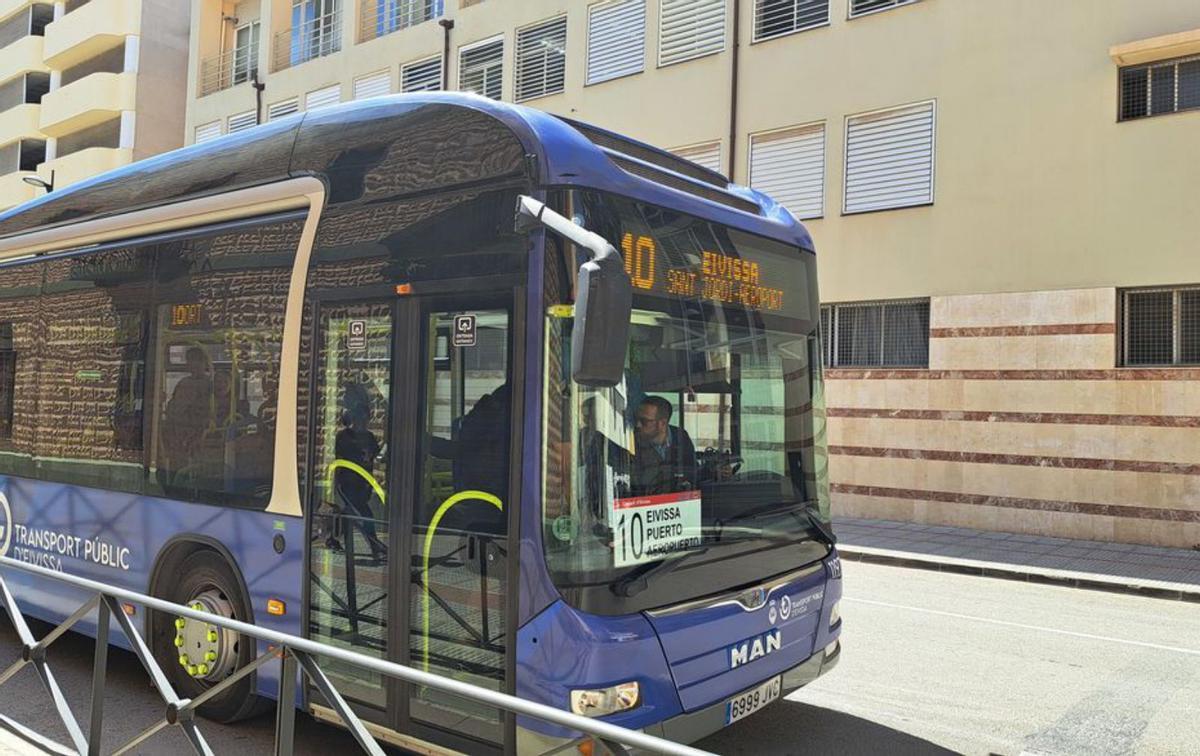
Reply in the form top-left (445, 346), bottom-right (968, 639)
top-left (587, 0), bottom-right (645, 85)
top-left (267, 98), bottom-right (300, 120)
top-left (459, 36), bottom-right (504, 100)
top-left (844, 100), bottom-right (935, 214)
top-left (670, 141), bottom-right (722, 174)
top-left (659, 0), bottom-right (726, 67)
top-left (354, 70), bottom-right (391, 100)
top-left (753, 0), bottom-right (828, 42)
top-left (305, 83), bottom-right (342, 111)
top-left (516, 17), bottom-right (567, 102)
top-left (825, 299), bottom-right (929, 368)
top-left (750, 123), bottom-right (824, 220)
top-left (849, 0), bottom-right (917, 18)
top-left (227, 110), bottom-right (257, 134)
top-left (402, 56), bottom-right (442, 91)
top-left (1122, 286), bottom-right (1200, 366)
top-left (194, 121), bottom-right (222, 143)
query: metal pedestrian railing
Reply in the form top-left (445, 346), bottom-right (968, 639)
top-left (0, 555), bottom-right (711, 756)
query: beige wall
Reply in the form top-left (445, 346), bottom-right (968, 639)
top-left (133, 0), bottom-right (191, 160)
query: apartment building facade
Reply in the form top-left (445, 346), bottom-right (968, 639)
top-left (185, 0), bottom-right (1200, 548)
top-left (0, 0), bottom-right (190, 210)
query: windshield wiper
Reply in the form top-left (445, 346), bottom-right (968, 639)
top-left (610, 547), bottom-right (709, 598)
top-left (723, 499), bottom-right (837, 547)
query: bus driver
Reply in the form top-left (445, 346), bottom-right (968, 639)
top-left (632, 396), bottom-right (697, 495)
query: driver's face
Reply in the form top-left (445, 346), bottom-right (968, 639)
top-left (636, 408), bottom-right (666, 443)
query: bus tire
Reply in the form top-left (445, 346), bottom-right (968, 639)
top-left (151, 549), bottom-right (264, 723)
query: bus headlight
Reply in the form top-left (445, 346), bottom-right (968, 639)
top-left (570, 681), bottom-right (640, 717)
top-left (829, 601), bottom-right (841, 629)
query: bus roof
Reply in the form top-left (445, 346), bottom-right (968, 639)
top-left (0, 93), bottom-right (813, 252)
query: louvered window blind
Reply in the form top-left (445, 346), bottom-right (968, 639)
top-left (670, 141), bottom-right (722, 173)
top-left (227, 110), bottom-right (257, 134)
top-left (402, 56), bottom-right (442, 91)
top-left (659, 0), bottom-right (726, 67)
top-left (516, 17), bottom-right (567, 102)
top-left (844, 100), bottom-right (934, 214)
top-left (750, 123), bottom-right (824, 219)
top-left (194, 121), bottom-right (222, 143)
top-left (267, 98), bottom-right (299, 120)
top-left (753, 0), bottom-right (828, 42)
top-left (460, 37), bottom-right (504, 100)
top-left (305, 84), bottom-right (342, 111)
top-left (849, 0), bottom-right (917, 18)
top-left (354, 70), bottom-right (391, 100)
top-left (587, 0), bottom-right (645, 85)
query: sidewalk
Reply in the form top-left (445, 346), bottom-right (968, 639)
top-left (833, 517), bottom-right (1200, 601)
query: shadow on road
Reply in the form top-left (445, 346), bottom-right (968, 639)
top-left (695, 697), bottom-right (956, 755)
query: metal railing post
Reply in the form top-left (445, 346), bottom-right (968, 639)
top-left (273, 650), bottom-right (298, 756)
top-left (87, 600), bottom-right (109, 756)
top-left (292, 650), bottom-right (385, 756)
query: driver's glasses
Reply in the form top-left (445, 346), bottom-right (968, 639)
top-left (636, 415), bottom-right (659, 427)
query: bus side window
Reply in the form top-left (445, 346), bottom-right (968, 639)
top-left (35, 246), bottom-right (153, 493)
top-left (147, 221), bottom-right (300, 508)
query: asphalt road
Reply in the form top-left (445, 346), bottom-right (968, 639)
top-left (0, 561), bottom-right (1197, 755)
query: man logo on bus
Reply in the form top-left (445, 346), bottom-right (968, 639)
top-left (0, 491), bottom-right (11, 558)
top-left (730, 628), bottom-right (781, 669)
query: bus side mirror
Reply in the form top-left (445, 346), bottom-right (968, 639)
top-left (514, 195), bottom-right (631, 387)
top-left (572, 244), bottom-right (632, 387)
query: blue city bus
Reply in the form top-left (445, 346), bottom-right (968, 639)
top-left (0, 94), bottom-right (841, 753)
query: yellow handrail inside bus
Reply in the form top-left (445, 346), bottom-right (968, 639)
top-left (421, 490), bottom-right (504, 673)
top-left (326, 460), bottom-right (387, 505)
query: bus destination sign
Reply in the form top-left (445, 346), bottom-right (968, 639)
top-left (620, 233), bottom-right (786, 313)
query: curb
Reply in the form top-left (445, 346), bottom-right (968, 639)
top-left (837, 543), bottom-right (1200, 603)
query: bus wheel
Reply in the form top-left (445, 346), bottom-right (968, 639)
top-left (152, 549), bottom-right (263, 722)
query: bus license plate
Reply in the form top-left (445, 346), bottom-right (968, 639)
top-left (725, 675), bottom-right (781, 725)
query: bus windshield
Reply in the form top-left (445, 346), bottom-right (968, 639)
top-left (542, 191), bottom-right (832, 615)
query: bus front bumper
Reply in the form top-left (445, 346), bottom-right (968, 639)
top-left (644, 639), bottom-right (841, 745)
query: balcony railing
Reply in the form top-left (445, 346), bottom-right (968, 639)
top-left (199, 43), bottom-right (259, 97)
top-left (358, 0), bottom-right (441, 43)
top-left (273, 11), bottom-right (341, 72)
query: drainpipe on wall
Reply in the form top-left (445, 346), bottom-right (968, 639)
top-left (439, 18), bottom-right (455, 90)
top-left (252, 71), bottom-right (265, 125)
top-left (728, 0), bottom-right (741, 182)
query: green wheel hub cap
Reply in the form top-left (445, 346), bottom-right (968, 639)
top-left (174, 589), bottom-right (238, 682)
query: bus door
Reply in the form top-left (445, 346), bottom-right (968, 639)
top-left (307, 292), bottom-right (516, 752)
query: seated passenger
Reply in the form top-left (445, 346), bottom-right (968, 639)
top-left (631, 396), bottom-right (697, 495)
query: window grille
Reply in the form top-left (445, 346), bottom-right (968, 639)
top-left (670, 141), bottom-right (722, 173)
top-left (844, 100), bottom-right (935, 214)
top-left (194, 121), bottom-right (222, 144)
top-left (1122, 286), bottom-right (1200, 366)
top-left (753, 0), bottom-right (828, 42)
top-left (305, 83), bottom-right (342, 111)
top-left (587, 0), bottom-right (645, 85)
top-left (459, 37), bottom-right (504, 100)
top-left (821, 299), bottom-right (929, 368)
top-left (267, 98), bottom-right (299, 120)
top-left (1119, 55), bottom-right (1200, 121)
top-left (516, 17), bottom-right (567, 102)
top-left (849, 0), bottom-right (917, 18)
top-left (749, 123), bottom-right (824, 219)
top-left (659, 0), bottom-right (726, 67)
top-left (402, 56), bottom-right (442, 91)
top-left (354, 70), bottom-right (391, 100)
